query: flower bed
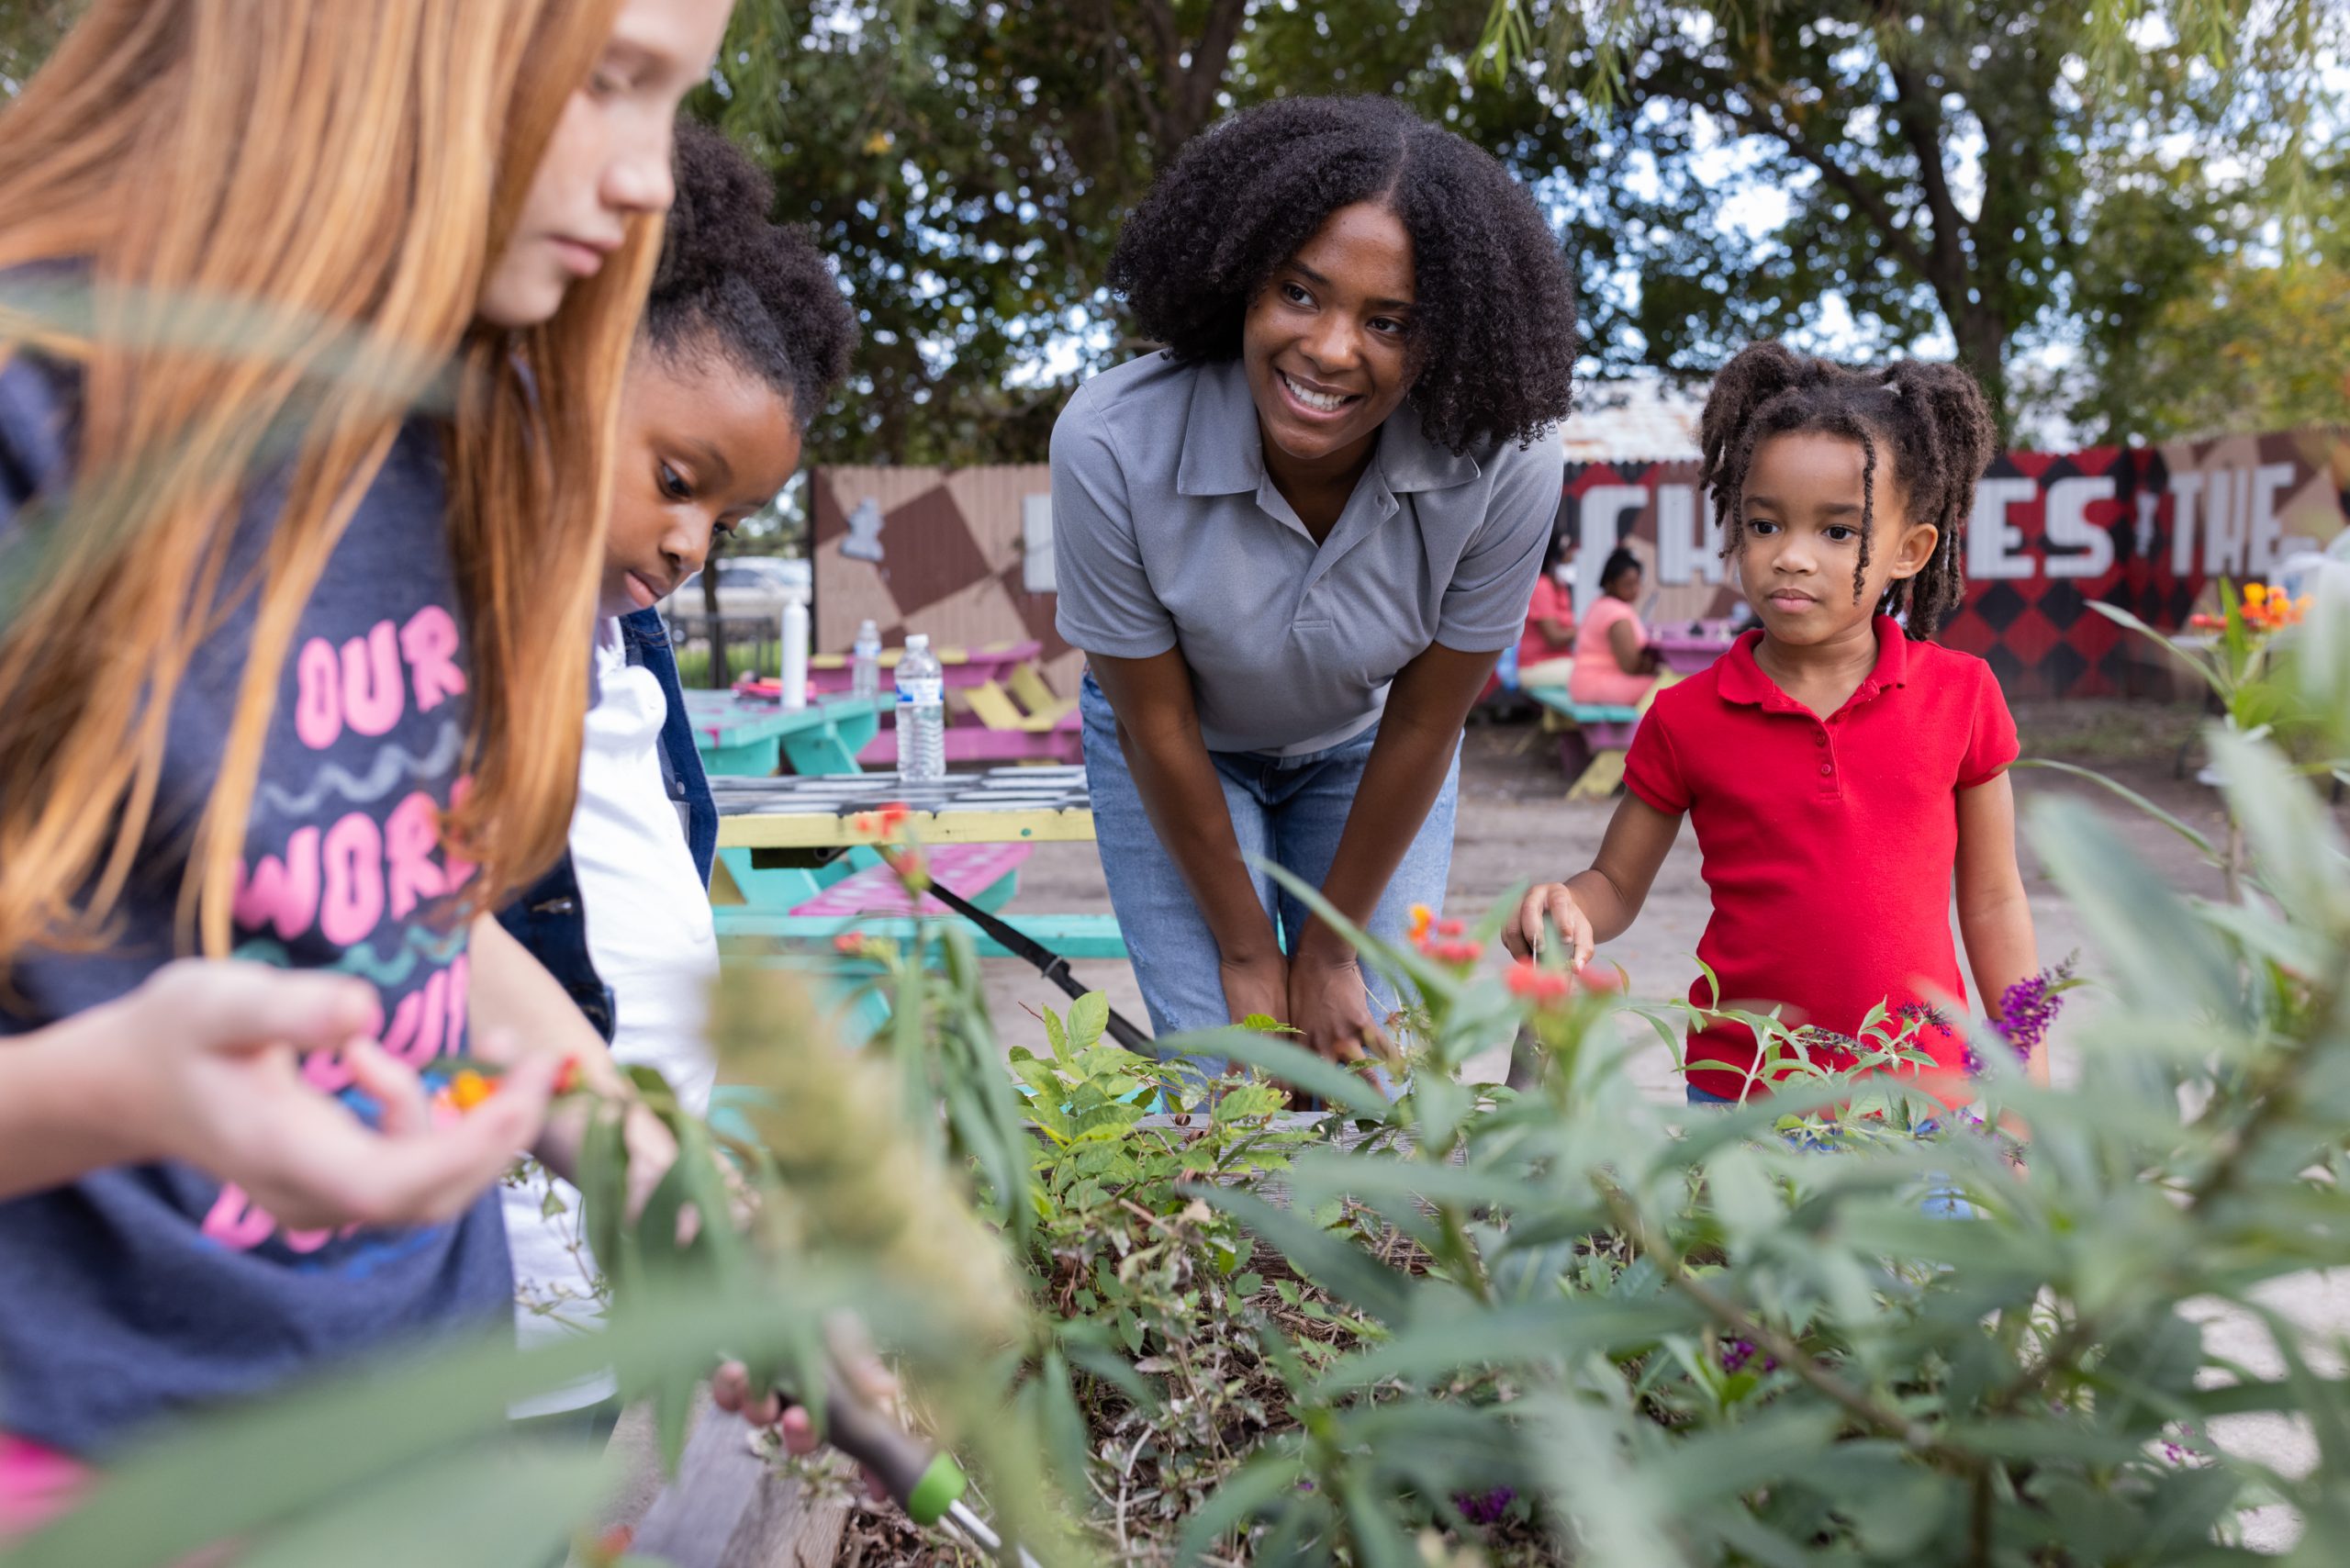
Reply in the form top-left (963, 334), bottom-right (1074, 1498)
top-left (16, 576), bottom-right (2350, 1568)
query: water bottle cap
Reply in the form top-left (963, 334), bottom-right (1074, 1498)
top-left (907, 633), bottom-right (930, 650)
top-left (858, 619), bottom-right (878, 637)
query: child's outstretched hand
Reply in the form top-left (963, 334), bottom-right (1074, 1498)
top-left (1505, 881), bottom-right (1596, 970)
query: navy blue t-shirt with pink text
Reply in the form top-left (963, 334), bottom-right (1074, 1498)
top-left (0, 350), bottom-right (509, 1457)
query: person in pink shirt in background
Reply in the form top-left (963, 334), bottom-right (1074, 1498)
top-left (1516, 533), bottom-right (1579, 687)
top-left (1569, 546), bottom-right (1665, 707)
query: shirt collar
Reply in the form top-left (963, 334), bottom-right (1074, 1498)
top-left (1716, 614), bottom-right (1911, 711)
top-left (1174, 356), bottom-right (1483, 498)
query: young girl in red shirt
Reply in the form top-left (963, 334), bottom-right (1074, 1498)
top-left (1505, 342), bottom-right (2042, 1104)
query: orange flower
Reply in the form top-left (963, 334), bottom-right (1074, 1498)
top-left (552, 1056), bottom-right (582, 1096)
top-left (1406, 903), bottom-right (1434, 950)
top-left (2236, 582), bottom-right (2308, 633)
top-left (442, 1069), bottom-right (497, 1114)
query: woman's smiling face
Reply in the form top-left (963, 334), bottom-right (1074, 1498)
top-left (1241, 201), bottom-right (1419, 472)
top-left (600, 346), bottom-right (801, 620)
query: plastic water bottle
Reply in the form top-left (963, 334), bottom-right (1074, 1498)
top-left (894, 633), bottom-right (946, 783)
top-left (778, 588), bottom-right (810, 710)
top-left (851, 618), bottom-right (882, 702)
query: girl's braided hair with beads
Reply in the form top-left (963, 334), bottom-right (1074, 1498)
top-left (1696, 342), bottom-right (1998, 639)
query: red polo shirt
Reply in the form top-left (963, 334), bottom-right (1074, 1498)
top-left (1622, 617), bottom-right (2017, 1097)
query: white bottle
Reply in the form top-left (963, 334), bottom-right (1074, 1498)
top-left (778, 588), bottom-right (810, 710)
top-left (851, 618), bottom-right (882, 702)
top-left (894, 633), bottom-right (946, 783)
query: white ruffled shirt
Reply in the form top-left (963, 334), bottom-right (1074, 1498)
top-left (504, 619), bottom-right (719, 1415)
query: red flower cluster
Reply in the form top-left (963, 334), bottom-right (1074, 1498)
top-left (830, 930), bottom-right (895, 960)
top-left (849, 801), bottom-right (913, 838)
top-left (1505, 960), bottom-right (1571, 1005)
top-left (2189, 581), bottom-right (2311, 634)
top-left (1407, 903), bottom-right (1480, 965)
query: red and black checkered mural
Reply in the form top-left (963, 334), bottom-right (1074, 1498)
top-left (1562, 428), bottom-right (2350, 699)
top-left (810, 464), bottom-right (1083, 696)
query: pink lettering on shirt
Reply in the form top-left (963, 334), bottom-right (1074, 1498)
top-left (398, 605), bottom-right (467, 712)
top-left (383, 791), bottom-right (449, 920)
top-left (233, 826), bottom-right (322, 939)
top-left (340, 621), bottom-right (405, 739)
top-left (294, 638), bottom-right (343, 751)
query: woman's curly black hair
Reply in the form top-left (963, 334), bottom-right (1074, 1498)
top-left (643, 122), bottom-right (858, 427)
top-left (1105, 95), bottom-right (1578, 454)
top-left (1696, 342), bottom-right (1998, 639)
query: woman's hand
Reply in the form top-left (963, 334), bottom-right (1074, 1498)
top-left (11, 959), bottom-right (557, 1226)
top-left (1505, 882), bottom-right (1596, 969)
top-left (1286, 948), bottom-right (1382, 1065)
top-left (1219, 952), bottom-right (1291, 1031)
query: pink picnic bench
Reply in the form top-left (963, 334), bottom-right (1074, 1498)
top-left (787, 841), bottom-right (1034, 922)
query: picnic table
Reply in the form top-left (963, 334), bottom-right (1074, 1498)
top-left (681, 689), bottom-right (881, 778)
top-left (708, 767), bottom-right (1124, 1007)
top-left (711, 767), bottom-right (1096, 851)
top-left (1651, 619), bottom-right (1740, 675)
top-left (800, 638), bottom-right (1041, 697)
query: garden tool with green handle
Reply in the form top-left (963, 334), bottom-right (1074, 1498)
top-left (632, 1362), bottom-right (1040, 1568)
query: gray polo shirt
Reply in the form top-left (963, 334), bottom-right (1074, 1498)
top-left (1052, 353), bottom-right (1563, 756)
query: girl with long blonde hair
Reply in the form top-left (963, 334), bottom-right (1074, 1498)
top-left (0, 0), bottom-right (733, 1492)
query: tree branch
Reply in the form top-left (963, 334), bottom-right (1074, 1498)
top-left (1174, 0), bottom-right (1251, 149)
top-left (1884, 59), bottom-right (1973, 299)
top-left (1706, 82), bottom-right (1939, 285)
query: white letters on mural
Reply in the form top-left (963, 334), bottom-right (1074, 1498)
top-left (1968, 478), bottom-right (2038, 580)
top-left (2042, 476), bottom-right (2117, 579)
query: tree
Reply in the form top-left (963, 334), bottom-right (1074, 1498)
top-left (694, 0), bottom-right (1596, 465)
top-left (0, 0), bottom-right (77, 96)
top-left (2065, 145), bottom-right (2350, 441)
top-left (1475, 0), bottom-right (2340, 432)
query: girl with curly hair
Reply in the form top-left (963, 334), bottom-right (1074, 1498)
top-left (0, 0), bottom-right (731, 1509)
top-left (1052, 95), bottom-right (1579, 1066)
top-left (499, 120), bottom-right (856, 1433)
top-left (1506, 343), bottom-right (2043, 1106)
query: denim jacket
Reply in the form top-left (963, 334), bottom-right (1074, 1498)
top-left (497, 609), bottom-right (716, 1041)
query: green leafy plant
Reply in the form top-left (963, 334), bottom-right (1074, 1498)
top-left (15, 561), bottom-right (2349, 1568)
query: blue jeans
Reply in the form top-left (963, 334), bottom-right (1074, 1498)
top-left (1686, 1081), bottom-right (1974, 1218)
top-left (1080, 672), bottom-right (1459, 1047)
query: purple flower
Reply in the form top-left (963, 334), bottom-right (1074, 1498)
top-left (1964, 958), bottom-right (2077, 1075)
top-left (1718, 1337), bottom-right (1778, 1375)
top-left (1897, 1002), bottom-right (1954, 1034)
top-left (1452, 1487), bottom-right (1516, 1526)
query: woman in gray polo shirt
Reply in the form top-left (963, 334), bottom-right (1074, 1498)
top-left (1053, 96), bottom-right (1578, 1067)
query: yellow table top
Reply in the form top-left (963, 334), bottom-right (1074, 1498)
top-left (708, 767), bottom-right (1096, 849)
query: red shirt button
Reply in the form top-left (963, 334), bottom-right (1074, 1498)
top-left (1818, 762), bottom-right (1833, 776)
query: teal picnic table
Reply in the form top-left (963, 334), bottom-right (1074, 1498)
top-left (682, 689), bottom-right (881, 778)
top-left (706, 767), bottom-right (1112, 944)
